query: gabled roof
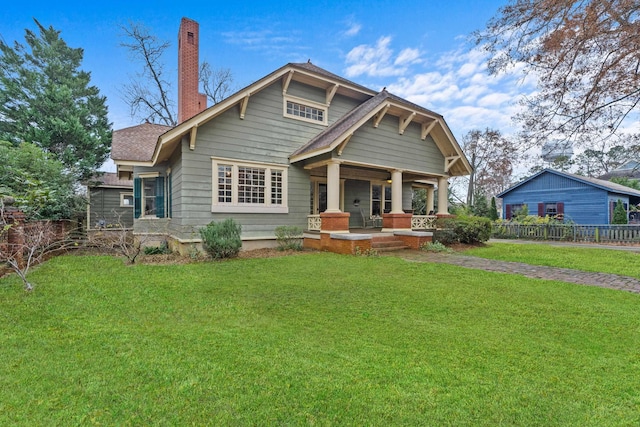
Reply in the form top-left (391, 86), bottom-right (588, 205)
top-left (115, 62), bottom-right (471, 176)
top-left (291, 91), bottom-right (390, 158)
top-left (498, 168), bottom-right (640, 198)
top-left (111, 122), bottom-right (172, 163)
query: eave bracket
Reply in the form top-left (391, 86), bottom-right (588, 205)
top-left (399, 112), bottom-right (416, 135)
top-left (445, 155), bottom-right (460, 172)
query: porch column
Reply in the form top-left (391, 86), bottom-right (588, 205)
top-left (390, 169), bottom-right (404, 214)
top-left (426, 186), bottom-right (435, 214)
top-left (437, 176), bottom-right (449, 215)
top-left (326, 160), bottom-right (342, 213)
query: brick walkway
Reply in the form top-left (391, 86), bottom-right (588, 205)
top-left (386, 250), bottom-right (640, 294)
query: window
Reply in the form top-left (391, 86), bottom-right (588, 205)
top-left (133, 173), bottom-right (165, 219)
top-left (507, 203), bottom-right (526, 219)
top-left (371, 183), bottom-right (392, 216)
top-left (283, 95), bottom-right (327, 125)
top-left (545, 203), bottom-right (557, 216)
top-left (143, 178), bottom-right (157, 216)
top-left (212, 158), bottom-right (288, 213)
top-left (537, 202), bottom-right (564, 220)
top-left (120, 193), bottom-right (134, 207)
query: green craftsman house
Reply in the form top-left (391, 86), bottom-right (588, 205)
top-left (111, 18), bottom-right (472, 254)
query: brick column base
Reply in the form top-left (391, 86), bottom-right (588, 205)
top-left (394, 231), bottom-right (433, 249)
top-left (320, 212), bottom-right (350, 233)
top-left (382, 213), bottom-right (412, 231)
top-left (321, 233), bottom-right (372, 254)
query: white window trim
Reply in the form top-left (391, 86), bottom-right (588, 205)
top-left (283, 94), bottom-right (328, 126)
top-left (139, 173), bottom-right (160, 218)
top-left (120, 192), bottom-right (134, 208)
top-left (212, 157), bottom-right (289, 214)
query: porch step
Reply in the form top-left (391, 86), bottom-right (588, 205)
top-left (371, 236), bottom-right (409, 252)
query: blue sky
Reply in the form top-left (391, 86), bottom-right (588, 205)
top-left (1, 0), bottom-right (531, 147)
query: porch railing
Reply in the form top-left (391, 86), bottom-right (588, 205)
top-left (492, 223), bottom-right (640, 244)
top-left (307, 214), bottom-right (321, 231)
top-left (411, 215), bottom-right (437, 230)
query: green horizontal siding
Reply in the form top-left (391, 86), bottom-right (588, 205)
top-left (339, 114), bottom-right (445, 173)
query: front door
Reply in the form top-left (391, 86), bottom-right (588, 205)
top-left (318, 183), bottom-right (327, 213)
top-left (311, 179), bottom-right (342, 213)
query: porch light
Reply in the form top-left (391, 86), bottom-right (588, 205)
top-left (386, 179), bottom-right (392, 184)
top-left (353, 199), bottom-right (360, 206)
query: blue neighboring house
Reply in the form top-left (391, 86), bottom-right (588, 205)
top-left (497, 169), bottom-right (640, 224)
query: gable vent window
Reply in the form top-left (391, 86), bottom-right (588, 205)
top-left (283, 95), bottom-right (327, 125)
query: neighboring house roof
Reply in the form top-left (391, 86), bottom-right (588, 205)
top-left (88, 172), bottom-right (132, 189)
top-left (111, 122), bottom-right (172, 163)
top-left (498, 168), bottom-right (640, 198)
top-left (598, 161), bottom-right (640, 180)
top-left (114, 62), bottom-right (471, 176)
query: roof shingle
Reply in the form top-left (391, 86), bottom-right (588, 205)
top-left (111, 122), bottom-right (172, 162)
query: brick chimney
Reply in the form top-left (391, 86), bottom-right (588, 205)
top-left (178, 17), bottom-right (207, 123)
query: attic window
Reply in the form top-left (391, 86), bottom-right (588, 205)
top-left (283, 95), bottom-right (327, 125)
top-left (187, 32), bottom-right (194, 44)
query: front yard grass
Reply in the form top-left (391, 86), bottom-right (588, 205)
top-left (463, 242), bottom-right (640, 278)
top-left (1, 253), bottom-right (640, 425)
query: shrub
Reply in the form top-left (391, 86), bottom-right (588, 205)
top-left (437, 215), bottom-right (492, 244)
top-left (354, 246), bottom-right (379, 257)
top-left (451, 215), bottom-right (492, 243)
top-left (421, 240), bottom-right (453, 253)
top-left (613, 199), bottom-right (628, 224)
top-left (143, 241), bottom-right (171, 255)
top-left (199, 219), bottom-right (242, 259)
top-left (274, 225), bottom-right (303, 251)
top-left (433, 227), bottom-right (457, 245)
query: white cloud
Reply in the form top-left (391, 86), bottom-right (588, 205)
top-left (477, 92), bottom-right (513, 107)
top-left (395, 48), bottom-right (421, 66)
top-left (345, 22), bottom-right (361, 37)
top-left (381, 44), bottom-right (536, 139)
top-left (344, 36), bottom-right (421, 78)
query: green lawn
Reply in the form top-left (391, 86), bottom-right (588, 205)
top-left (463, 242), bottom-right (640, 278)
top-left (1, 253), bottom-right (640, 425)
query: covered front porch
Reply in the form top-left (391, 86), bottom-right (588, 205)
top-left (301, 160), bottom-right (449, 253)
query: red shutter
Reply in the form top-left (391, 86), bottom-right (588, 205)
top-left (538, 203), bottom-right (544, 217)
top-left (505, 204), bottom-right (512, 220)
top-left (557, 202), bottom-right (564, 221)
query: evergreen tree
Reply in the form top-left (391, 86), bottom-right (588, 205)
top-left (470, 193), bottom-right (490, 218)
top-left (489, 197), bottom-right (499, 221)
top-left (612, 199), bottom-right (628, 225)
top-left (0, 19), bottom-right (111, 182)
top-left (0, 141), bottom-right (81, 219)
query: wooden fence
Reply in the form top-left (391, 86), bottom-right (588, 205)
top-left (493, 223), bottom-right (640, 244)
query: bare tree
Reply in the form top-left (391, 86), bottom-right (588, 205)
top-left (461, 128), bottom-right (518, 206)
top-left (200, 62), bottom-right (234, 105)
top-left (1, 198), bottom-right (76, 291)
top-left (120, 21), bottom-right (176, 126)
top-left (120, 21), bottom-right (235, 125)
top-left (476, 0), bottom-right (640, 148)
